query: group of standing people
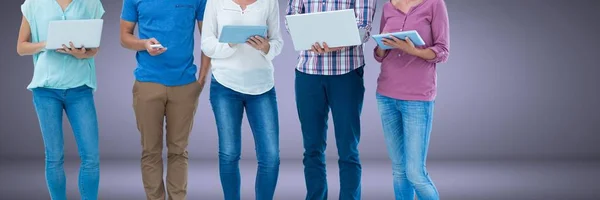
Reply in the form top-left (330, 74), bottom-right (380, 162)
top-left (16, 0), bottom-right (449, 199)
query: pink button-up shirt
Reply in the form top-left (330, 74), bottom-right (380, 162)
top-left (374, 0), bottom-right (450, 101)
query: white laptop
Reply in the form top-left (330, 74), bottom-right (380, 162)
top-left (46, 19), bottom-right (104, 49)
top-left (286, 9), bottom-right (362, 51)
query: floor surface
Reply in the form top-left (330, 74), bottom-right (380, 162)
top-left (1, 159), bottom-right (599, 200)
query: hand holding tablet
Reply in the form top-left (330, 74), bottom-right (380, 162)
top-left (219, 25), bottom-right (268, 44)
top-left (372, 30), bottom-right (426, 50)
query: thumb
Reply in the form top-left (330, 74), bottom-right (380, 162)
top-left (405, 37), bottom-right (413, 45)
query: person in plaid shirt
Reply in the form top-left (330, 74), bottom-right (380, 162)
top-left (286, 0), bottom-right (376, 199)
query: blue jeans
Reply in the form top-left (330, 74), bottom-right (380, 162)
top-left (209, 78), bottom-right (280, 200)
top-left (32, 86), bottom-right (100, 200)
top-left (295, 68), bottom-right (365, 200)
top-left (376, 93), bottom-right (439, 200)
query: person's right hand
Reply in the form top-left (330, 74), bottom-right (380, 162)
top-left (144, 38), bottom-right (166, 56)
top-left (310, 42), bottom-right (344, 54)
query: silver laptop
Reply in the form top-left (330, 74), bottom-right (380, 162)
top-left (286, 9), bottom-right (362, 51)
top-left (46, 19), bottom-right (104, 49)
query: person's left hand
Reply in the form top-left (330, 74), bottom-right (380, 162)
top-left (382, 36), bottom-right (416, 54)
top-left (56, 42), bottom-right (92, 59)
top-left (247, 36), bottom-right (270, 54)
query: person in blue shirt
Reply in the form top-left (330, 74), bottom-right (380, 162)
top-left (16, 0), bottom-right (104, 199)
top-left (120, 0), bottom-right (209, 199)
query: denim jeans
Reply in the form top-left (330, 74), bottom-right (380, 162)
top-left (295, 68), bottom-right (365, 200)
top-left (209, 78), bottom-right (280, 200)
top-left (376, 93), bottom-right (439, 200)
top-left (32, 86), bottom-right (100, 200)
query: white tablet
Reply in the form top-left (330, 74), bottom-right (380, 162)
top-left (46, 19), bottom-right (104, 49)
top-left (286, 9), bottom-right (362, 51)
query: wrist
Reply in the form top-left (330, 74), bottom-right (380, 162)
top-left (407, 47), bottom-right (421, 56)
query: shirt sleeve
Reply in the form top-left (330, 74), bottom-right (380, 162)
top-left (426, 0), bottom-right (450, 63)
top-left (261, 0), bottom-right (284, 61)
top-left (284, 0), bottom-right (304, 32)
top-left (92, 0), bottom-right (105, 19)
top-left (374, 13), bottom-right (390, 63)
top-left (196, 0), bottom-right (207, 21)
top-left (354, 0), bottom-right (377, 43)
top-left (21, 0), bottom-right (35, 22)
top-left (200, 0), bottom-right (237, 59)
top-left (121, 0), bottom-right (138, 22)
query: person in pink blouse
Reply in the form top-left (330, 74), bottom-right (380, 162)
top-left (373, 0), bottom-right (450, 199)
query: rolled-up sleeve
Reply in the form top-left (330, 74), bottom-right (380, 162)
top-left (427, 0), bottom-right (450, 63)
top-left (355, 0), bottom-right (377, 43)
top-left (261, 1), bottom-right (284, 61)
top-left (284, 0), bottom-right (304, 32)
top-left (373, 13), bottom-right (389, 63)
top-left (200, 0), bottom-right (237, 59)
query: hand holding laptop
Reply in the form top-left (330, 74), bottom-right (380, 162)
top-left (310, 42), bottom-right (345, 54)
top-left (56, 41), bottom-right (97, 59)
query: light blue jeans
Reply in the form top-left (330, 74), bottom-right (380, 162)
top-left (210, 78), bottom-right (280, 200)
top-left (376, 93), bottom-right (439, 200)
top-left (32, 86), bottom-right (100, 200)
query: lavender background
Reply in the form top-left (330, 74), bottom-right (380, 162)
top-left (1, 0), bottom-right (600, 199)
top-left (1, 0), bottom-right (599, 161)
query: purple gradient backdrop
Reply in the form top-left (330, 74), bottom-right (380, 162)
top-left (1, 0), bottom-right (599, 161)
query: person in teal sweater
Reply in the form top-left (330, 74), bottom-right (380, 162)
top-left (16, 0), bottom-right (105, 199)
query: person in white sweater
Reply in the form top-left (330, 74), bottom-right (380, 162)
top-left (200, 0), bottom-right (284, 199)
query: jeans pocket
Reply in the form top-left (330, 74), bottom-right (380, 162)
top-left (354, 67), bottom-right (364, 79)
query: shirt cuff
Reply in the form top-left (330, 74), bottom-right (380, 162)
top-left (426, 46), bottom-right (449, 63)
top-left (374, 46), bottom-right (389, 63)
top-left (260, 42), bottom-right (276, 61)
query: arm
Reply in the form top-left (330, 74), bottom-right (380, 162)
top-left (262, 0), bottom-right (284, 61)
top-left (354, 0), bottom-right (377, 43)
top-left (197, 21), bottom-right (211, 84)
top-left (119, 0), bottom-right (165, 55)
top-left (119, 20), bottom-right (147, 51)
top-left (421, 0), bottom-right (450, 63)
top-left (16, 16), bottom-right (45, 56)
top-left (200, 0), bottom-right (237, 59)
top-left (374, 14), bottom-right (389, 63)
top-left (284, 0), bottom-right (304, 32)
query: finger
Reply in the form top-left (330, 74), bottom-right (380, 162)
top-left (247, 39), bottom-right (259, 47)
top-left (62, 44), bottom-right (71, 51)
top-left (254, 36), bottom-right (266, 43)
top-left (249, 37), bottom-right (261, 46)
top-left (310, 45), bottom-right (319, 54)
top-left (314, 42), bottom-right (323, 49)
top-left (405, 37), bottom-right (414, 45)
top-left (246, 41), bottom-right (258, 49)
top-left (390, 36), bottom-right (403, 43)
top-left (69, 42), bottom-right (76, 50)
top-left (323, 42), bottom-right (331, 52)
top-left (80, 47), bottom-right (87, 54)
top-left (314, 43), bottom-right (325, 53)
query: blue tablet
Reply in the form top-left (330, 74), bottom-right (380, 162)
top-left (372, 30), bottom-right (426, 50)
top-left (219, 25), bottom-right (268, 44)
